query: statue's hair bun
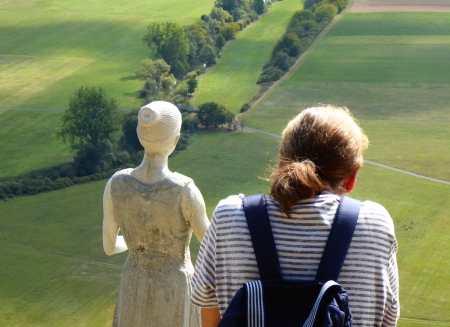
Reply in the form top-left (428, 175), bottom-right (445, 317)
top-left (137, 101), bottom-right (182, 142)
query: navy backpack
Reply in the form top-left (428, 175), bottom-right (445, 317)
top-left (218, 194), bottom-right (360, 327)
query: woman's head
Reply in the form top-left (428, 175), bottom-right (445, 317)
top-left (271, 106), bottom-right (368, 215)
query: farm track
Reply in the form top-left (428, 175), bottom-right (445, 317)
top-left (2, 246), bottom-right (123, 269)
top-left (243, 126), bottom-right (450, 185)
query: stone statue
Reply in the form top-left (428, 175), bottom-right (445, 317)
top-left (102, 101), bottom-right (209, 327)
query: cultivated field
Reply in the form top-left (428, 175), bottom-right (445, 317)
top-left (350, 0), bottom-right (450, 12)
top-left (194, 0), bottom-right (303, 112)
top-left (246, 11), bottom-right (450, 181)
top-left (241, 4), bottom-right (450, 325)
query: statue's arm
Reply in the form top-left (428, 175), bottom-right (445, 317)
top-left (181, 182), bottom-right (210, 242)
top-left (102, 179), bottom-right (128, 256)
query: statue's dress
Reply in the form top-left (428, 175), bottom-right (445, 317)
top-left (110, 169), bottom-right (200, 327)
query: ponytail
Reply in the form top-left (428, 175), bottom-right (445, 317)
top-left (271, 161), bottom-right (323, 217)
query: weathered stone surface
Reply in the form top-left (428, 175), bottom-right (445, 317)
top-left (103, 101), bottom-right (209, 327)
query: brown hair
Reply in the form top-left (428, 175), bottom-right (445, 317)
top-left (270, 106), bottom-right (368, 216)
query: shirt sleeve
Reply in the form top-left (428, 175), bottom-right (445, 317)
top-left (190, 211), bottom-right (219, 308)
top-left (382, 241), bottom-right (400, 327)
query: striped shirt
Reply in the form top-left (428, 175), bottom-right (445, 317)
top-left (191, 192), bottom-right (400, 327)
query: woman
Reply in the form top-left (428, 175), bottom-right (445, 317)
top-left (191, 106), bottom-right (399, 327)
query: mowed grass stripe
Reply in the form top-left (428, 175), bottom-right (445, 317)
top-left (0, 0), bottom-right (215, 109)
top-left (246, 11), bottom-right (450, 180)
top-left (0, 56), bottom-right (94, 107)
top-left (194, 0), bottom-right (303, 112)
top-left (0, 110), bottom-right (72, 178)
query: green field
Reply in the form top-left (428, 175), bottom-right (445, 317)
top-left (1, 130), bottom-right (449, 325)
top-left (0, 131), bottom-right (279, 326)
top-left (0, 110), bottom-right (72, 178)
top-left (246, 12), bottom-right (450, 181)
top-left (0, 0), bottom-right (215, 178)
top-left (2, 2), bottom-right (450, 327)
top-left (194, 0), bottom-right (303, 112)
top-left (0, 0), bottom-right (215, 109)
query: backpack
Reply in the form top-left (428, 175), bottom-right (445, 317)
top-left (218, 194), bottom-right (360, 327)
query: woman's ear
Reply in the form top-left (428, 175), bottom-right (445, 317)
top-left (343, 166), bottom-right (360, 193)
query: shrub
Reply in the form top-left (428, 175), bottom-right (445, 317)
top-left (240, 103), bottom-right (251, 113)
top-left (219, 22), bottom-right (240, 41)
top-left (291, 9), bottom-right (315, 22)
top-left (216, 34), bottom-right (226, 50)
top-left (273, 33), bottom-right (302, 56)
top-left (315, 4), bottom-right (338, 23)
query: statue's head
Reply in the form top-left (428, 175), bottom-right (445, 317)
top-left (137, 101), bottom-right (182, 154)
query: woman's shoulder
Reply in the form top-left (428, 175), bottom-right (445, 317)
top-left (216, 194), bottom-right (245, 210)
top-left (359, 199), bottom-right (396, 235)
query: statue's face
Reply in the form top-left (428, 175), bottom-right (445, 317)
top-left (139, 132), bottom-right (180, 155)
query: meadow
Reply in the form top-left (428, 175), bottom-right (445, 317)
top-left (0, 0), bottom-right (215, 109)
top-left (193, 0), bottom-right (303, 112)
top-left (0, 132), bottom-right (279, 326)
top-left (245, 12), bottom-right (450, 181)
top-left (1, 1), bottom-right (450, 327)
top-left (1, 130), bottom-right (449, 326)
top-left (0, 0), bottom-right (214, 178)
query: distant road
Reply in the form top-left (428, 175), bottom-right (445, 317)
top-left (244, 126), bottom-right (450, 185)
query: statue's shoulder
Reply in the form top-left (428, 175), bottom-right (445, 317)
top-left (110, 168), bottom-right (133, 182)
top-left (171, 172), bottom-right (193, 186)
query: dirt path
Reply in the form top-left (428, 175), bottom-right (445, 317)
top-left (349, 0), bottom-right (450, 12)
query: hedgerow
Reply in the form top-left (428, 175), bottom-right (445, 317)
top-left (257, 0), bottom-right (348, 85)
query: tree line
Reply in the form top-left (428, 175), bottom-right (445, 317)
top-left (135, 0), bottom-right (278, 105)
top-left (254, 0), bottom-right (348, 87)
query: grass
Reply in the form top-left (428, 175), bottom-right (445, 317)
top-left (193, 0), bottom-right (303, 112)
top-left (0, 131), bottom-right (279, 326)
top-left (0, 0), bottom-right (216, 178)
top-left (0, 0), bottom-right (215, 109)
top-left (1, 130), bottom-right (449, 325)
top-left (0, 110), bottom-right (72, 178)
top-left (2, 4), bottom-right (450, 327)
top-left (246, 12), bottom-right (450, 181)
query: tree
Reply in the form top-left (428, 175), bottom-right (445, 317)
top-left (196, 102), bottom-right (234, 129)
top-left (315, 4), bottom-right (338, 23)
top-left (216, 34), bottom-right (226, 50)
top-left (59, 86), bottom-right (118, 152)
top-left (135, 59), bottom-right (176, 100)
top-left (121, 108), bottom-right (143, 151)
top-left (253, 0), bottom-right (266, 15)
top-left (142, 22), bottom-right (190, 78)
top-left (58, 86), bottom-right (119, 175)
top-left (219, 22), bottom-right (240, 41)
top-left (199, 45), bottom-right (217, 65)
top-left (186, 75), bottom-right (198, 95)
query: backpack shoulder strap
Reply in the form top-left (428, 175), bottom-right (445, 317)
top-left (315, 196), bottom-right (361, 282)
top-left (243, 194), bottom-right (282, 280)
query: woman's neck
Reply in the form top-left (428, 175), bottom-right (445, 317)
top-left (130, 151), bottom-right (171, 185)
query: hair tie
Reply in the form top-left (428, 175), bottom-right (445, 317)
top-left (301, 159), bottom-right (316, 172)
